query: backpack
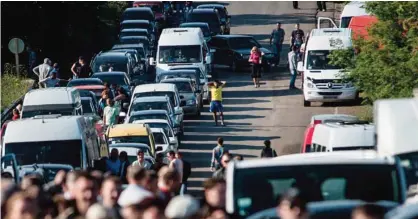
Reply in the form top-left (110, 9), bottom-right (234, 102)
top-left (261, 147), bottom-right (277, 158)
top-left (182, 160), bottom-right (192, 182)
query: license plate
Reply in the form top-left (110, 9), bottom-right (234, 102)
top-left (323, 96), bottom-right (338, 99)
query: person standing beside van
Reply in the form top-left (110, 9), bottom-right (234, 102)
top-left (103, 99), bottom-right (120, 127)
top-left (290, 23), bottom-right (305, 50)
top-left (261, 140), bottom-right (278, 158)
top-left (288, 46), bottom-right (298, 89)
top-left (270, 22), bottom-right (285, 66)
top-left (249, 46), bottom-right (263, 88)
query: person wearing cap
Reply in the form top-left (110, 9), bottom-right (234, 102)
top-left (132, 149), bottom-right (152, 169)
top-left (32, 58), bottom-right (52, 82)
top-left (261, 139), bottom-right (278, 158)
top-left (165, 195), bottom-right (200, 219)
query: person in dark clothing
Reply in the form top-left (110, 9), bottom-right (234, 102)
top-left (176, 152), bottom-right (191, 195)
top-left (153, 153), bottom-right (167, 173)
top-left (119, 151), bottom-right (130, 184)
top-left (293, 1), bottom-right (298, 9)
top-left (290, 23), bottom-right (305, 51)
top-left (70, 56), bottom-right (91, 79)
top-left (261, 140), bottom-right (278, 158)
top-left (317, 1), bottom-right (327, 11)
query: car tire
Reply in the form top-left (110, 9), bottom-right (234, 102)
top-left (304, 99), bottom-right (311, 107)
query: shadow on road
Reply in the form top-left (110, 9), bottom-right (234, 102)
top-left (184, 134), bottom-right (281, 142)
top-left (231, 13), bottom-right (314, 27)
top-left (184, 120), bottom-right (253, 126)
top-left (184, 126), bottom-right (256, 133)
top-left (223, 98), bottom-right (271, 105)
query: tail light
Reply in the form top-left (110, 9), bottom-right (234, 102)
top-left (313, 120), bottom-right (322, 124)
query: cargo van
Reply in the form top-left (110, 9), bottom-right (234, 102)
top-left (317, 1), bottom-right (369, 29)
top-left (150, 28), bottom-right (212, 77)
top-left (297, 28), bottom-right (357, 107)
top-left (2, 115), bottom-right (102, 170)
top-left (311, 121), bottom-right (375, 152)
top-left (21, 87), bottom-right (82, 118)
top-left (375, 98), bottom-right (418, 187)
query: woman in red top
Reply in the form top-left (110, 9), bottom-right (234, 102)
top-left (248, 46), bottom-right (262, 88)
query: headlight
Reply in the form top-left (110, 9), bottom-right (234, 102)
top-left (307, 82), bottom-right (314, 88)
top-left (186, 99), bottom-right (196, 105)
top-left (344, 82), bottom-right (353, 88)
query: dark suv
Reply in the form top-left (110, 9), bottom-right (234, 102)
top-left (90, 51), bottom-right (136, 75)
top-left (196, 4), bottom-right (231, 34)
top-left (186, 8), bottom-right (223, 35)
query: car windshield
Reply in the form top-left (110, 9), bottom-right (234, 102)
top-left (121, 23), bottom-right (150, 30)
top-left (228, 37), bottom-right (260, 50)
top-left (307, 50), bottom-right (342, 70)
top-left (122, 11), bottom-right (154, 21)
top-left (119, 38), bottom-right (149, 47)
top-left (130, 101), bottom-right (169, 113)
top-left (153, 132), bottom-right (166, 144)
top-left (91, 74), bottom-right (127, 86)
top-left (120, 31), bottom-right (148, 38)
top-left (5, 140), bottom-right (82, 168)
top-left (233, 164), bottom-right (400, 217)
top-left (181, 24), bottom-right (211, 37)
top-left (108, 136), bottom-right (150, 146)
top-left (21, 109), bottom-right (74, 118)
top-left (67, 79), bottom-right (103, 87)
top-left (138, 4), bottom-right (163, 13)
top-left (128, 114), bottom-right (168, 123)
top-left (81, 100), bottom-right (93, 113)
top-left (134, 92), bottom-right (175, 107)
top-left (159, 45), bottom-right (201, 64)
top-left (157, 73), bottom-right (198, 83)
top-left (92, 57), bottom-right (128, 73)
top-left (146, 123), bottom-right (172, 137)
top-left (167, 81), bottom-right (193, 93)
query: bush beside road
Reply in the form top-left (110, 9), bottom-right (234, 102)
top-left (1, 64), bottom-right (33, 111)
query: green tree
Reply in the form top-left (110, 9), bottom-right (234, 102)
top-left (329, 1), bottom-right (418, 104)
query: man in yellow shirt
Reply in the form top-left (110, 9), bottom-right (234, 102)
top-left (208, 80), bottom-right (226, 126)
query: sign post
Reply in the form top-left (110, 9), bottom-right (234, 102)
top-left (8, 38), bottom-right (25, 74)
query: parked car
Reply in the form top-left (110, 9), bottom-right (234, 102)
top-left (121, 7), bottom-right (155, 26)
top-left (120, 28), bottom-right (152, 43)
top-left (90, 51), bottom-right (136, 75)
top-left (132, 119), bottom-right (179, 149)
top-left (67, 78), bottom-right (104, 87)
top-left (186, 8), bottom-right (223, 35)
top-left (90, 71), bottom-right (134, 97)
top-left (196, 4), bottom-right (231, 34)
top-left (125, 110), bottom-right (172, 125)
top-left (133, 1), bottom-right (166, 32)
top-left (119, 36), bottom-right (153, 51)
top-left (160, 78), bottom-right (202, 116)
top-left (207, 35), bottom-right (275, 72)
top-left (120, 20), bottom-right (156, 42)
top-left (179, 22), bottom-right (212, 42)
top-left (150, 127), bottom-right (174, 155)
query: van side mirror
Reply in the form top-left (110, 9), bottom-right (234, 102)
top-left (297, 61), bottom-right (303, 72)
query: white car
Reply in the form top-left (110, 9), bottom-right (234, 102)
top-left (132, 119), bottom-right (179, 149)
top-left (150, 128), bottom-right (175, 156)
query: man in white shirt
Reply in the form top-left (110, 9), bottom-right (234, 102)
top-left (167, 150), bottom-right (183, 184)
top-left (132, 149), bottom-right (152, 169)
top-left (288, 46), bottom-right (298, 89)
top-left (38, 72), bottom-right (69, 88)
top-left (33, 58), bottom-right (52, 82)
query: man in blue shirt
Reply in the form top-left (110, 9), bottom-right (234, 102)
top-left (49, 63), bottom-right (60, 78)
top-left (270, 22), bottom-right (285, 66)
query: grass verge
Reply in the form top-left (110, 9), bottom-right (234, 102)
top-left (1, 64), bottom-right (32, 111)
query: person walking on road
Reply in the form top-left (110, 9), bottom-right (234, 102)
top-left (33, 58), bottom-right (52, 82)
top-left (288, 46), bottom-right (298, 89)
top-left (208, 80), bottom-right (226, 126)
top-left (270, 22), bottom-right (285, 67)
top-left (38, 72), bottom-right (70, 88)
top-left (249, 46), bottom-right (262, 88)
top-left (71, 56), bottom-right (91, 79)
top-left (175, 152), bottom-right (191, 195)
top-left (317, 1), bottom-right (327, 12)
top-left (261, 140), bottom-right (278, 158)
top-left (210, 137), bottom-right (227, 171)
top-left (290, 23), bottom-right (305, 50)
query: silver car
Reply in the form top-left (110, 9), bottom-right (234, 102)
top-left (160, 78), bottom-right (201, 117)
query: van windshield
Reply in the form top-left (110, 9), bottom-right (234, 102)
top-left (233, 164), bottom-right (400, 217)
top-left (307, 50), bottom-right (342, 70)
top-left (108, 136), bottom-right (151, 146)
top-left (158, 45), bottom-right (201, 64)
top-left (5, 140), bottom-right (82, 168)
top-left (22, 109), bottom-right (74, 118)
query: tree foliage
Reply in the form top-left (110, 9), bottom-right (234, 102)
top-left (329, 1), bottom-right (418, 104)
top-left (1, 2), bottom-right (128, 78)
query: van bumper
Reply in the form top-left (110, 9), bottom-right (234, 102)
top-left (304, 89), bottom-right (357, 102)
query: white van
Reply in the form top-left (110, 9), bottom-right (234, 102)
top-left (311, 121), bottom-right (375, 152)
top-left (374, 98), bottom-right (418, 186)
top-left (21, 87), bottom-right (82, 118)
top-left (317, 1), bottom-right (369, 29)
top-left (2, 115), bottom-right (101, 170)
top-left (298, 28), bottom-right (357, 107)
top-left (151, 28), bottom-right (212, 77)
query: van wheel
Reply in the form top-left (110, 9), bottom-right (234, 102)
top-left (304, 100), bottom-right (311, 107)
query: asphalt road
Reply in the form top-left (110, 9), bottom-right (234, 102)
top-left (182, 1), bottom-right (364, 196)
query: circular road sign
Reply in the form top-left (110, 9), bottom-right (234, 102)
top-left (8, 38), bottom-right (25, 54)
